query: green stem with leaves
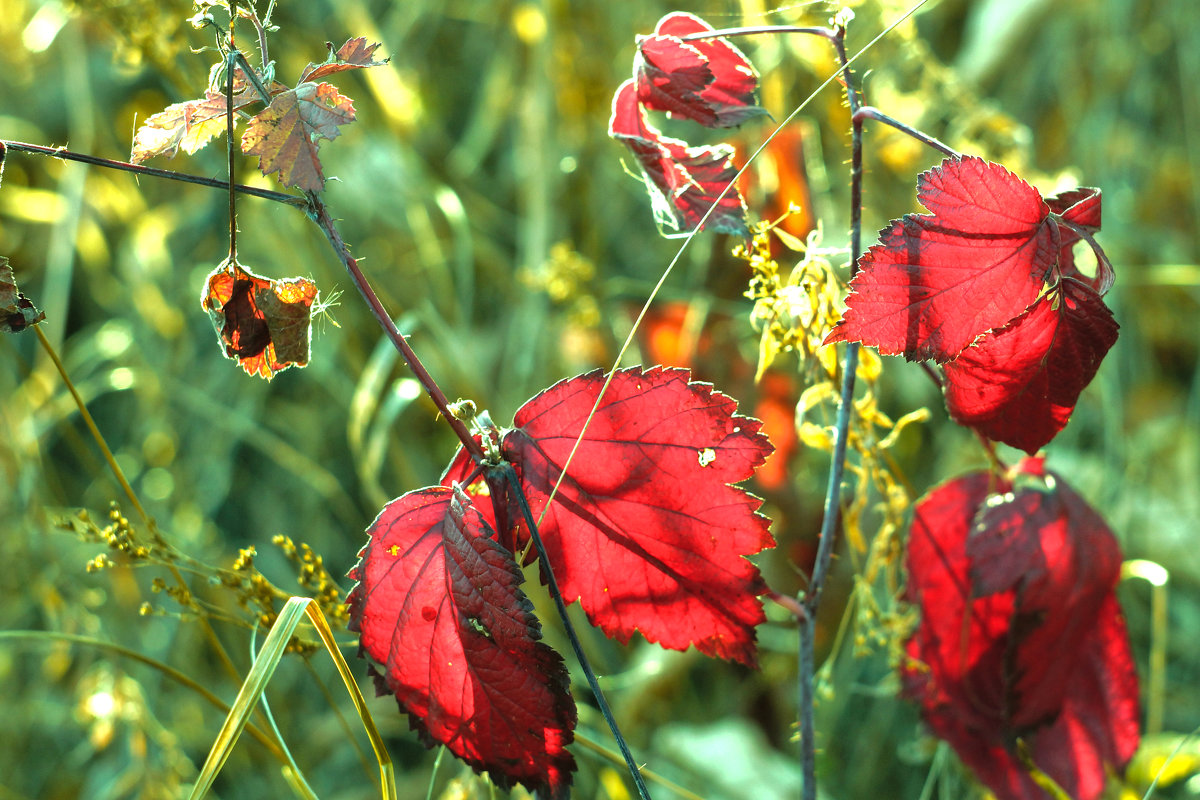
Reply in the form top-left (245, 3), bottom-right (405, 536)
top-left (797, 24), bottom-right (864, 800)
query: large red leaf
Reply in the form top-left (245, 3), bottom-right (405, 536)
top-left (902, 458), bottom-right (1139, 800)
top-left (635, 12), bottom-right (767, 128)
top-left (608, 78), bottom-right (749, 235)
top-left (825, 156), bottom-right (1062, 362)
top-left (347, 485), bottom-right (576, 799)
top-left (444, 366), bottom-right (774, 666)
top-left (942, 279), bottom-right (1119, 454)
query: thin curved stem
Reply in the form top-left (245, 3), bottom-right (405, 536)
top-left (798, 23), bottom-right (865, 800)
top-left (303, 194), bottom-right (485, 462)
top-left (34, 325), bottom-right (246, 687)
top-left (0, 140), bottom-right (305, 207)
top-left (0, 630), bottom-right (282, 759)
top-left (500, 465), bottom-right (652, 800)
top-left (853, 106), bottom-right (962, 158)
top-left (680, 26), bottom-right (837, 44)
top-left (226, 5), bottom-right (239, 260)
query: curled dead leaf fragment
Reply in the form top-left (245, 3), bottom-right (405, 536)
top-left (201, 258), bottom-right (318, 380)
top-left (1, 257), bottom-right (46, 333)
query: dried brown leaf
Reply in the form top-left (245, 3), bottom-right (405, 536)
top-left (241, 82), bottom-right (355, 192)
top-left (300, 37), bottom-right (388, 84)
top-left (1, 257), bottom-right (45, 334)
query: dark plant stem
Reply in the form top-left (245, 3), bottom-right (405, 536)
top-left (681, 25), bottom-right (838, 44)
top-left (3, 87), bottom-right (487, 461)
top-left (226, 5), bottom-right (239, 260)
top-left (303, 194), bottom-right (486, 462)
top-left (211, 43), bottom-right (486, 461)
top-left (798, 26), bottom-right (864, 800)
top-left (0, 140), bottom-right (304, 207)
top-left (500, 465), bottom-right (652, 800)
top-left (853, 106), bottom-right (962, 159)
top-left (233, 51), bottom-right (274, 101)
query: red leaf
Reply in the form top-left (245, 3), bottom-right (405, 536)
top-left (942, 280), bottom-right (1119, 453)
top-left (445, 366), bottom-right (775, 665)
top-left (824, 156), bottom-right (1062, 362)
top-left (608, 79), bottom-right (749, 235)
top-left (200, 259), bottom-right (318, 380)
top-left (635, 12), bottom-right (767, 128)
top-left (242, 82), bottom-right (356, 192)
top-left (299, 37), bottom-right (389, 84)
top-left (347, 485), bottom-right (576, 799)
top-left (902, 459), bottom-right (1139, 800)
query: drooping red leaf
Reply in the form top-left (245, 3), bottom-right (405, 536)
top-left (242, 81), bottom-right (356, 192)
top-left (347, 485), bottom-right (577, 799)
top-left (1, 257), bottom-right (45, 333)
top-left (825, 156), bottom-right (1063, 362)
top-left (200, 259), bottom-right (318, 379)
top-left (443, 366), bottom-right (774, 665)
top-left (299, 37), bottom-right (389, 83)
top-left (609, 79), bottom-right (749, 235)
top-left (902, 458), bottom-right (1139, 800)
top-left (942, 279), bottom-right (1119, 454)
top-left (635, 12), bottom-right (767, 128)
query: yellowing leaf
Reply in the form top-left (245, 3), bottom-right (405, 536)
top-left (241, 82), bottom-right (356, 192)
top-left (131, 82), bottom-right (261, 163)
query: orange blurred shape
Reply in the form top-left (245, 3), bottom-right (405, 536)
top-left (754, 370), bottom-right (798, 490)
top-left (738, 126), bottom-right (816, 248)
top-left (639, 301), bottom-right (710, 368)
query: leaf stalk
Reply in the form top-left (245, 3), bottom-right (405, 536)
top-left (798, 23), bottom-right (864, 800)
top-left (499, 465), bottom-right (652, 800)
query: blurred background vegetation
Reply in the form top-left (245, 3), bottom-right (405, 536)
top-left (1, 0), bottom-right (1197, 797)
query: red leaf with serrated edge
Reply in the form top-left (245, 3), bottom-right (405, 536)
top-left (635, 12), bottom-right (767, 128)
top-left (609, 79), bottom-right (749, 235)
top-left (943, 280), bottom-right (1119, 454)
top-left (444, 366), bottom-right (774, 666)
top-left (347, 485), bottom-right (576, 799)
top-left (299, 37), bottom-right (389, 84)
top-left (824, 156), bottom-right (1062, 362)
top-left (902, 458), bottom-right (1139, 800)
top-left (200, 259), bottom-right (317, 380)
top-left (242, 82), bottom-right (355, 192)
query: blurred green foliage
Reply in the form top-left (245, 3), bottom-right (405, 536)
top-left (1, 0), bottom-right (1197, 798)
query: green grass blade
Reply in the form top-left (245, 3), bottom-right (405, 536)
top-left (303, 599), bottom-right (397, 800)
top-left (188, 596), bottom-right (313, 800)
top-left (186, 596), bottom-right (396, 800)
